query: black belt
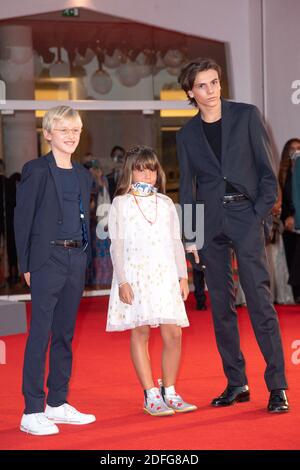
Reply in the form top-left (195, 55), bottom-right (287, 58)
top-left (223, 194), bottom-right (248, 203)
top-left (51, 240), bottom-right (83, 248)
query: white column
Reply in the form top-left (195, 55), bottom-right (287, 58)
top-left (0, 25), bottom-right (37, 175)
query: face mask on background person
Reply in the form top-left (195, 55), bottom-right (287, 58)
top-left (112, 153), bottom-right (124, 164)
top-left (290, 150), bottom-right (300, 161)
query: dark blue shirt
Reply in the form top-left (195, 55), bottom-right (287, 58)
top-left (57, 167), bottom-right (82, 240)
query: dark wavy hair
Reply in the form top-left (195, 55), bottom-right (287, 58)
top-left (279, 138), bottom-right (300, 189)
top-left (178, 57), bottom-right (222, 107)
top-left (115, 145), bottom-right (166, 196)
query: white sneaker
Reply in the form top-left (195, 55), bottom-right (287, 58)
top-left (158, 379), bottom-right (198, 413)
top-left (20, 412), bottom-right (59, 436)
top-left (143, 387), bottom-right (175, 416)
top-left (45, 403), bottom-right (96, 425)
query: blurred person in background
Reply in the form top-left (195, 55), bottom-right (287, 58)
top-left (106, 146), bottom-right (125, 201)
top-left (0, 160), bottom-right (16, 288)
top-left (7, 172), bottom-right (21, 286)
top-left (86, 158), bottom-right (112, 287)
top-left (280, 139), bottom-right (300, 303)
top-left (82, 152), bottom-right (93, 169)
top-left (265, 186), bottom-right (293, 304)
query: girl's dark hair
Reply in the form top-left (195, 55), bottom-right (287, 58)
top-left (279, 138), bottom-right (300, 189)
top-left (178, 57), bottom-right (222, 107)
top-left (115, 145), bottom-right (166, 196)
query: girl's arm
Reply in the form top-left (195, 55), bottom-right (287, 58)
top-left (108, 197), bottom-right (127, 285)
top-left (108, 196), bottom-right (134, 304)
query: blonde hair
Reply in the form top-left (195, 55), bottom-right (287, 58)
top-left (42, 106), bottom-right (82, 133)
top-left (115, 145), bottom-right (166, 196)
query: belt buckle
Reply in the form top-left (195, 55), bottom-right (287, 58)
top-left (223, 194), bottom-right (245, 203)
top-left (64, 240), bottom-right (68, 248)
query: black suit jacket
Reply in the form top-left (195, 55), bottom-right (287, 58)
top-left (281, 168), bottom-right (295, 222)
top-left (14, 152), bottom-right (93, 273)
top-left (176, 99), bottom-right (277, 249)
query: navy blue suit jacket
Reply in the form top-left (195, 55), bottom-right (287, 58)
top-left (176, 99), bottom-right (278, 249)
top-left (14, 152), bottom-right (93, 273)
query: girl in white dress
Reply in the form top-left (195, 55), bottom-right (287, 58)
top-left (107, 145), bottom-right (197, 416)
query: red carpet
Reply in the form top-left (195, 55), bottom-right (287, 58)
top-left (0, 296), bottom-right (299, 450)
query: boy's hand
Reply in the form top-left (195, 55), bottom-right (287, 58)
top-left (179, 278), bottom-right (189, 301)
top-left (119, 283), bottom-right (134, 305)
top-left (24, 272), bottom-right (30, 287)
top-left (272, 201), bottom-right (281, 217)
top-left (186, 246), bottom-right (200, 264)
top-left (285, 216), bottom-right (295, 231)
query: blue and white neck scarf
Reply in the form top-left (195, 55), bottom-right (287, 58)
top-left (131, 182), bottom-right (157, 196)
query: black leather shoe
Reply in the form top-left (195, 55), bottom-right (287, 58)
top-left (268, 389), bottom-right (289, 413)
top-left (211, 385), bottom-right (250, 407)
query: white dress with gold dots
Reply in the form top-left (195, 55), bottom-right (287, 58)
top-left (106, 193), bottom-right (189, 331)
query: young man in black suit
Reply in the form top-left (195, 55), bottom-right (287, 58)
top-left (14, 106), bottom-right (96, 435)
top-left (177, 58), bottom-right (289, 413)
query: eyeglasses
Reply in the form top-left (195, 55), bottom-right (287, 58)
top-left (53, 128), bottom-right (82, 136)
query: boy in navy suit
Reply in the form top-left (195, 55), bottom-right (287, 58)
top-left (177, 58), bottom-right (289, 413)
top-left (15, 106), bottom-right (96, 435)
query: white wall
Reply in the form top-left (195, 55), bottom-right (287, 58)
top-left (0, 0), bottom-right (263, 106)
top-left (2, 0), bottom-right (300, 156)
top-left (263, 0), bottom-right (300, 155)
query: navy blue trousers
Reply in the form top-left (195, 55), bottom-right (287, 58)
top-left (23, 245), bottom-right (87, 414)
top-left (200, 199), bottom-right (287, 392)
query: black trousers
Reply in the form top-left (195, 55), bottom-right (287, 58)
top-left (22, 245), bottom-right (87, 414)
top-left (282, 230), bottom-right (300, 299)
top-left (193, 269), bottom-right (206, 307)
top-left (200, 199), bottom-right (287, 391)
